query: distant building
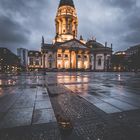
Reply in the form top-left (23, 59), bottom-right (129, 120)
top-left (126, 44), bottom-right (140, 57)
top-left (17, 48), bottom-right (28, 70)
top-left (28, 51), bottom-right (42, 71)
top-left (112, 45), bottom-right (140, 72)
top-left (0, 48), bottom-right (20, 73)
top-left (126, 45), bottom-right (140, 71)
top-left (28, 0), bottom-right (112, 71)
top-left (111, 51), bottom-right (127, 71)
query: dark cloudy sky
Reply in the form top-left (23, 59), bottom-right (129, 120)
top-left (0, 0), bottom-right (140, 53)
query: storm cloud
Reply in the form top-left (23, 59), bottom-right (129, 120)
top-left (0, 15), bottom-right (29, 43)
top-left (0, 0), bottom-right (140, 53)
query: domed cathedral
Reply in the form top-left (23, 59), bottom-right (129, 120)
top-left (28, 0), bottom-right (112, 71)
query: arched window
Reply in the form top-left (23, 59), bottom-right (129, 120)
top-left (98, 58), bottom-right (102, 66)
top-left (49, 62), bottom-right (52, 68)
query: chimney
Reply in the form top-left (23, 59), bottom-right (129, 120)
top-left (42, 36), bottom-right (44, 45)
top-left (80, 35), bottom-right (83, 40)
top-left (105, 42), bottom-right (107, 47)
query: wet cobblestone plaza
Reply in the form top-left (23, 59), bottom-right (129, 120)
top-left (0, 72), bottom-right (140, 140)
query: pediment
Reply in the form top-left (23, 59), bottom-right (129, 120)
top-left (59, 39), bottom-right (87, 49)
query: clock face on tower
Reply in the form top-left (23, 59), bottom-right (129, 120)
top-left (55, 0), bottom-right (78, 43)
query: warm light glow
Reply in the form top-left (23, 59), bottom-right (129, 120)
top-left (55, 5), bottom-right (78, 42)
top-left (84, 62), bottom-right (88, 69)
top-left (57, 61), bottom-right (62, 69)
top-left (78, 61), bottom-right (82, 69)
top-left (64, 61), bottom-right (69, 69)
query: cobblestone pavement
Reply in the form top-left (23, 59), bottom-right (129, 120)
top-left (0, 72), bottom-right (140, 140)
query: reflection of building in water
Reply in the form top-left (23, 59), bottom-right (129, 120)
top-left (27, 0), bottom-right (112, 71)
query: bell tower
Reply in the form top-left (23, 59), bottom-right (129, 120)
top-left (55, 0), bottom-right (78, 42)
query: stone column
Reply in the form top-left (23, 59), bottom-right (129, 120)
top-left (104, 53), bottom-right (107, 72)
top-left (82, 52), bottom-right (84, 69)
top-left (70, 50), bottom-right (72, 69)
top-left (62, 50), bottom-right (65, 68)
top-left (88, 53), bottom-right (91, 69)
top-left (61, 19), bottom-right (63, 34)
top-left (76, 51), bottom-right (78, 69)
top-left (56, 51), bottom-right (57, 69)
top-left (43, 53), bottom-right (45, 69)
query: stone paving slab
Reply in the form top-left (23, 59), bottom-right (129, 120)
top-left (79, 94), bottom-right (122, 114)
top-left (36, 87), bottom-right (48, 95)
top-left (79, 94), bottom-right (103, 104)
top-left (35, 100), bottom-right (52, 110)
top-left (112, 95), bottom-right (140, 107)
top-left (23, 88), bottom-right (37, 93)
top-left (48, 85), bottom-right (68, 95)
top-left (32, 109), bottom-right (57, 125)
top-left (0, 94), bottom-right (21, 113)
top-left (12, 99), bottom-right (35, 109)
top-left (36, 94), bottom-right (49, 101)
top-left (0, 108), bottom-right (33, 129)
top-left (94, 102), bottom-right (122, 114)
top-left (19, 94), bottom-right (36, 100)
top-left (101, 98), bottom-right (138, 111)
top-left (80, 94), bottom-right (138, 113)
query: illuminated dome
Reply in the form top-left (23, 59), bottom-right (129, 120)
top-left (59, 0), bottom-right (75, 8)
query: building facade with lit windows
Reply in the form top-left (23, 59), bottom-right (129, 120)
top-left (0, 48), bottom-right (20, 73)
top-left (28, 51), bottom-right (42, 71)
top-left (28, 0), bottom-right (112, 71)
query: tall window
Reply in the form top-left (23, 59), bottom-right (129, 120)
top-left (29, 58), bottom-right (33, 65)
top-left (35, 59), bottom-right (39, 65)
top-left (98, 58), bottom-right (102, 66)
top-left (49, 62), bottom-right (52, 68)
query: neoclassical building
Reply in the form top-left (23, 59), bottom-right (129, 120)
top-left (28, 0), bottom-right (112, 71)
